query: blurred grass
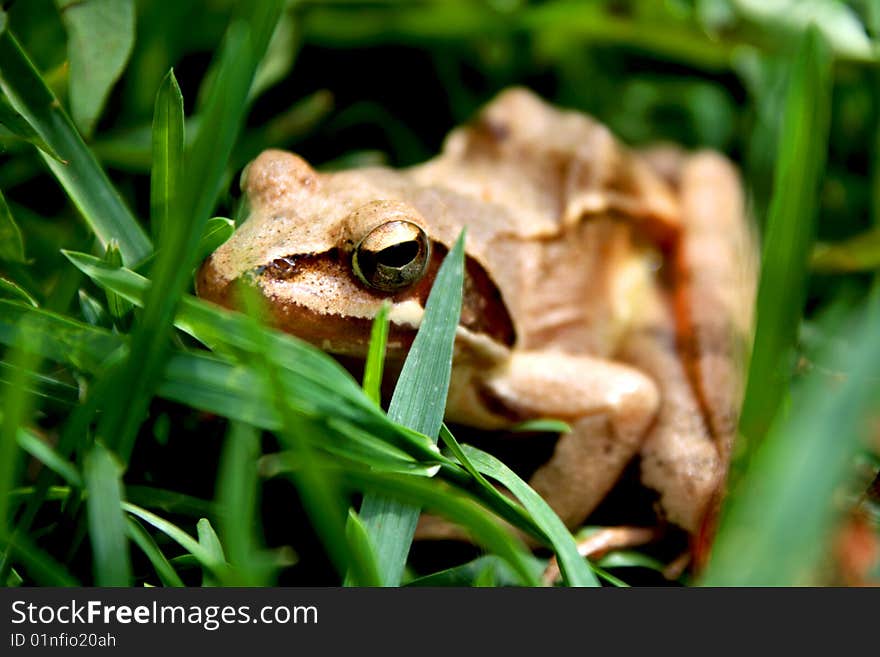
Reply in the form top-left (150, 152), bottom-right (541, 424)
top-left (0, 0), bottom-right (878, 587)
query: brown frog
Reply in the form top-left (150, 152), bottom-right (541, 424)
top-left (196, 88), bottom-right (757, 545)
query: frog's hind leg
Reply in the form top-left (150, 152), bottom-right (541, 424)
top-left (635, 148), bottom-right (757, 548)
top-left (490, 352), bottom-right (661, 530)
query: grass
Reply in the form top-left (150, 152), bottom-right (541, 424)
top-left (0, 0), bottom-right (879, 587)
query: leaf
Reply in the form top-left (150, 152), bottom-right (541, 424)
top-left (55, 0), bottom-right (136, 136)
top-left (0, 30), bottom-right (151, 265)
top-left (84, 441), bottom-right (132, 586)
top-left (0, 188), bottom-right (24, 263)
top-left (356, 231), bottom-right (465, 586)
top-left (150, 69), bottom-right (185, 245)
top-left (736, 28), bottom-right (832, 459)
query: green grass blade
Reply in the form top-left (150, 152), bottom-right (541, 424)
top-left (407, 555), bottom-right (544, 587)
top-left (362, 301), bottom-right (390, 405)
top-left (445, 431), bottom-right (598, 587)
top-left (216, 421), bottom-right (267, 585)
top-left (55, 0), bottom-right (135, 136)
top-left (94, 14), bottom-right (275, 464)
top-left (123, 502), bottom-right (231, 584)
top-left (344, 509), bottom-right (382, 587)
top-left (150, 69), bottom-right (184, 244)
top-left (237, 284), bottom-right (354, 582)
top-left (812, 228), bottom-right (880, 273)
top-left (102, 242), bottom-right (132, 320)
top-left (0, 329), bottom-right (38, 536)
top-left (0, 31), bottom-right (151, 265)
top-left (196, 217), bottom-right (235, 263)
top-left (703, 306), bottom-right (880, 585)
top-left (126, 517), bottom-right (184, 587)
top-left (84, 441), bottom-right (132, 586)
top-left (196, 518), bottom-right (225, 587)
top-left (59, 252), bottom-right (441, 462)
top-left (17, 428), bottom-right (82, 488)
top-left (0, 93), bottom-right (62, 162)
top-left (736, 27), bottom-right (832, 460)
top-left (356, 231), bottom-right (465, 586)
top-left (0, 189), bottom-right (24, 263)
top-left (0, 278), bottom-right (36, 307)
top-left (0, 533), bottom-right (79, 586)
top-left (344, 468), bottom-right (540, 587)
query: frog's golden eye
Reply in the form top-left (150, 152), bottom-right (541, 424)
top-left (352, 220), bottom-right (431, 291)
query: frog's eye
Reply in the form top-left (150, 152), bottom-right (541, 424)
top-left (352, 220), bottom-right (431, 291)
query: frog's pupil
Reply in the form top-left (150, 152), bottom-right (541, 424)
top-left (377, 240), bottom-right (419, 268)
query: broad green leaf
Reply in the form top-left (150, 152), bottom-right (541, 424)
top-left (362, 301), bottom-right (389, 405)
top-left (150, 70), bottom-right (184, 245)
top-left (704, 305), bottom-right (880, 585)
top-left (126, 517), bottom-right (184, 587)
top-left (55, 0), bottom-right (136, 136)
top-left (357, 232), bottom-right (465, 586)
top-left (737, 28), bottom-right (832, 459)
top-left (84, 441), bottom-right (132, 586)
top-left (0, 188), bottom-right (24, 263)
top-left (0, 31), bottom-right (151, 264)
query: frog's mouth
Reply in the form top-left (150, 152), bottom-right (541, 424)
top-left (195, 243), bottom-right (515, 358)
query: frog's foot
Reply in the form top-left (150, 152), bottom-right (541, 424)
top-left (541, 526), bottom-right (661, 585)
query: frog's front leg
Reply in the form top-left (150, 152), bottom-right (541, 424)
top-left (481, 352), bottom-right (661, 529)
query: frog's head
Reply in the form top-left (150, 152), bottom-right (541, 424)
top-left (195, 149), bottom-right (513, 358)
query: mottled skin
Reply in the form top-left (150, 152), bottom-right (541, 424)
top-left (197, 88), bottom-right (757, 537)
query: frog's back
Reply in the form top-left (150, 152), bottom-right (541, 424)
top-left (406, 88), bottom-right (682, 356)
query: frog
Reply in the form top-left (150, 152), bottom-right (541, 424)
top-left (196, 87), bottom-right (757, 548)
